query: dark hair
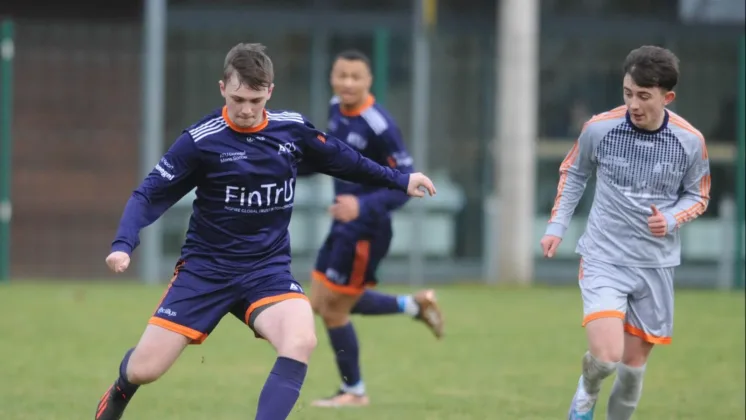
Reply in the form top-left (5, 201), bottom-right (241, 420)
top-left (622, 45), bottom-right (680, 91)
top-left (223, 43), bottom-right (274, 90)
top-left (334, 49), bottom-right (372, 72)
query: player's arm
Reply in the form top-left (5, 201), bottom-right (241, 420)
top-left (545, 124), bottom-right (596, 239)
top-left (357, 127), bottom-right (414, 220)
top-left (296, 100), bottom-right (338, 178)
top-left (661, 141), bottom-right (711, 232)
top-left (110, 133), bottom-right (200, 256)
top-left (297, 120), bottom-right (410, 193)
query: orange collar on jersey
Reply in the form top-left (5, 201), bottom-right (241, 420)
top-left (339, 94), bottom-right (375, 117)
top-left (222, 106), bottom-right (269, 133)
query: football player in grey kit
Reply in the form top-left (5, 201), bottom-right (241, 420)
top-left (541, 45), bottom-right (711, 420)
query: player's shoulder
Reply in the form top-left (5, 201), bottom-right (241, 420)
top-left (581, 105), bottom-right (628, 137)
top-left (266, 108), bottom-right (307, 126)
top-left (184, 107), bottom-right (229, 143)
top-left (360, 101), bottom-right (397, 136)
top-left (666, 109), bottom-right (706, 148)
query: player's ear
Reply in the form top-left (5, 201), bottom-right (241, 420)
top-left (267, 83), bottom-right (275, 99)
top-left (219, 80), bottom-right (226, 98)
top-left (663, 89), bottom-right (676, 105)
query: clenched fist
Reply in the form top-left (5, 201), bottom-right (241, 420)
top-left (407, 173), bottom-right (437, 198)
top-left (540, 235), bottom-right (562, 258)
top-left (648, 205), bottom-right (667, 237)
top-left (106, 251), bottom-right (131, 273)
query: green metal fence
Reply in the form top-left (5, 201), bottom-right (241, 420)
top-left (0, 19), bottom-right (14, 283)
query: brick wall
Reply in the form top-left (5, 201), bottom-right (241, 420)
top-left (9, 22), bottom-right (141, 278)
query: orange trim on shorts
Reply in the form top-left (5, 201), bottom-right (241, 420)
top-left (582, 310), bottom-right (626, 327)
top-left (148, 316), bottom-right (208, 344)
top-left (243, 292), bottom-right (309, 325)
top-left (624, 323), bottom-right (672, 345)
top-left (152, 260), bottom-right (185, 313)
top-left (312, 270), bottom-right (366, 296)
top-left (350, 240), bottom-right (371, 289)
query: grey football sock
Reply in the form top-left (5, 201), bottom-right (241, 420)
top-left (582, 351), bottom-right (618, 395)
top-left (607, 363), bottom-right (646, 420)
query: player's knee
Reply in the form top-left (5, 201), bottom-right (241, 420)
top-left (319, 307), bottom-right (350, 328)
top-left (593, 347), bottom-right (624, 364)
top-left (312, 292), bottom-right (354, 327)
top-left (126, 352), bottom-right (169, 385)
top-left (621, 348), bottom-right (651, 367)
top-left (278, 330), bottom-right (317, 361)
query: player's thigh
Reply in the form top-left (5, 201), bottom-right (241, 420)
top-left (232, 273), bottom-right (315, 362)
top-left (624, 266), bottom-right (674, 363)
top-left (579, 258), bottom-right (635, 361)
top-left (128, 324), bottom-right (190, 383)
top-left (311, 234), bottom-right (385, 309)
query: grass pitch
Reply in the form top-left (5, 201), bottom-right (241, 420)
top-left (0, 282), bottom-right (743, 419)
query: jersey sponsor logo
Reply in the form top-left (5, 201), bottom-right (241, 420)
top-left (154, 163), bottom-right (175, 181)
top-left (157, 307), bottom-right (177, 317)
top-left (224, 178), bottom-right (295, 214)
top-left (219, 151), bottom-right (248, 163)
top-left (278, 142), bottom-right (298, 154)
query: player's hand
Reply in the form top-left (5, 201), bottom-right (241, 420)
top-left (407, 173), bottom-right (436, 198)
top-left (106, 251), bottom-right (131, 273)
top-left (329, 194), bottom-right (360, 223)
top-left (540, 235), bottom-right (562, 258)
top-left (648, 205), bottom-right (667, 237)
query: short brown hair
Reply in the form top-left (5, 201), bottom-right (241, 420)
top-left (223, 43), bottom-right (274, 90)
top-left (622, 45), bottom-right (680, 91)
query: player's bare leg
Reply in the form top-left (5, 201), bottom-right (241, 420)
top-left (309, 279), bottom-right (370, 407)
top-left (350, 289), bottom-right (444, 339)
top-left (606, 332), bottom-right (654, 420)
top-left (569, 317), bottom-right (625, 420)
top-left (95, 325), bottom-right (189, 420)
top-left (252, 297), bottom-right (317, 420)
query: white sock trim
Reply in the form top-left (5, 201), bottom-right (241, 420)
top-left (341, 381), bottom-right (366, 396)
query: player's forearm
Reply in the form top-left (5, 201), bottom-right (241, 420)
top-left (110, 190), bottom-right (171, 254)
top-left (310, 138), bottom-right (410, 191)
top-left (546, 176), bottom-right (587, 238)
top-left (663, 194), bottom-right (709, 233)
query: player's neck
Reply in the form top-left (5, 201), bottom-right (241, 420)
top-left (627, 109), bottom-right (669, 134)
top-left (648, 110), bottom-right (668, 131)
top-left (340, 94), bottom-right (374, 116)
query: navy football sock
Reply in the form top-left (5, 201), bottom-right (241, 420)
top-left (351, 290), bottom-right (401, 315)
top-left (115, 347), bottom-right (139, 399)
top-left (327, 322), bottom-right (364, 392)
top-left (255, 357), bottom-right (307, 420)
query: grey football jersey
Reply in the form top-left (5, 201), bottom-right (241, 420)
top-left (546, 105), bottom-right (711, 268)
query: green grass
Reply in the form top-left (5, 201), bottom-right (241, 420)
top-left (0, 282), bottom-right (743, 419)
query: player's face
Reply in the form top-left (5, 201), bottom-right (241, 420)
top-left (330, 59), bottom-right (372, 107)
top-left (219, 73), bottom-right (273, 128)
top-left (623, 73), bottom-right (675, 131)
